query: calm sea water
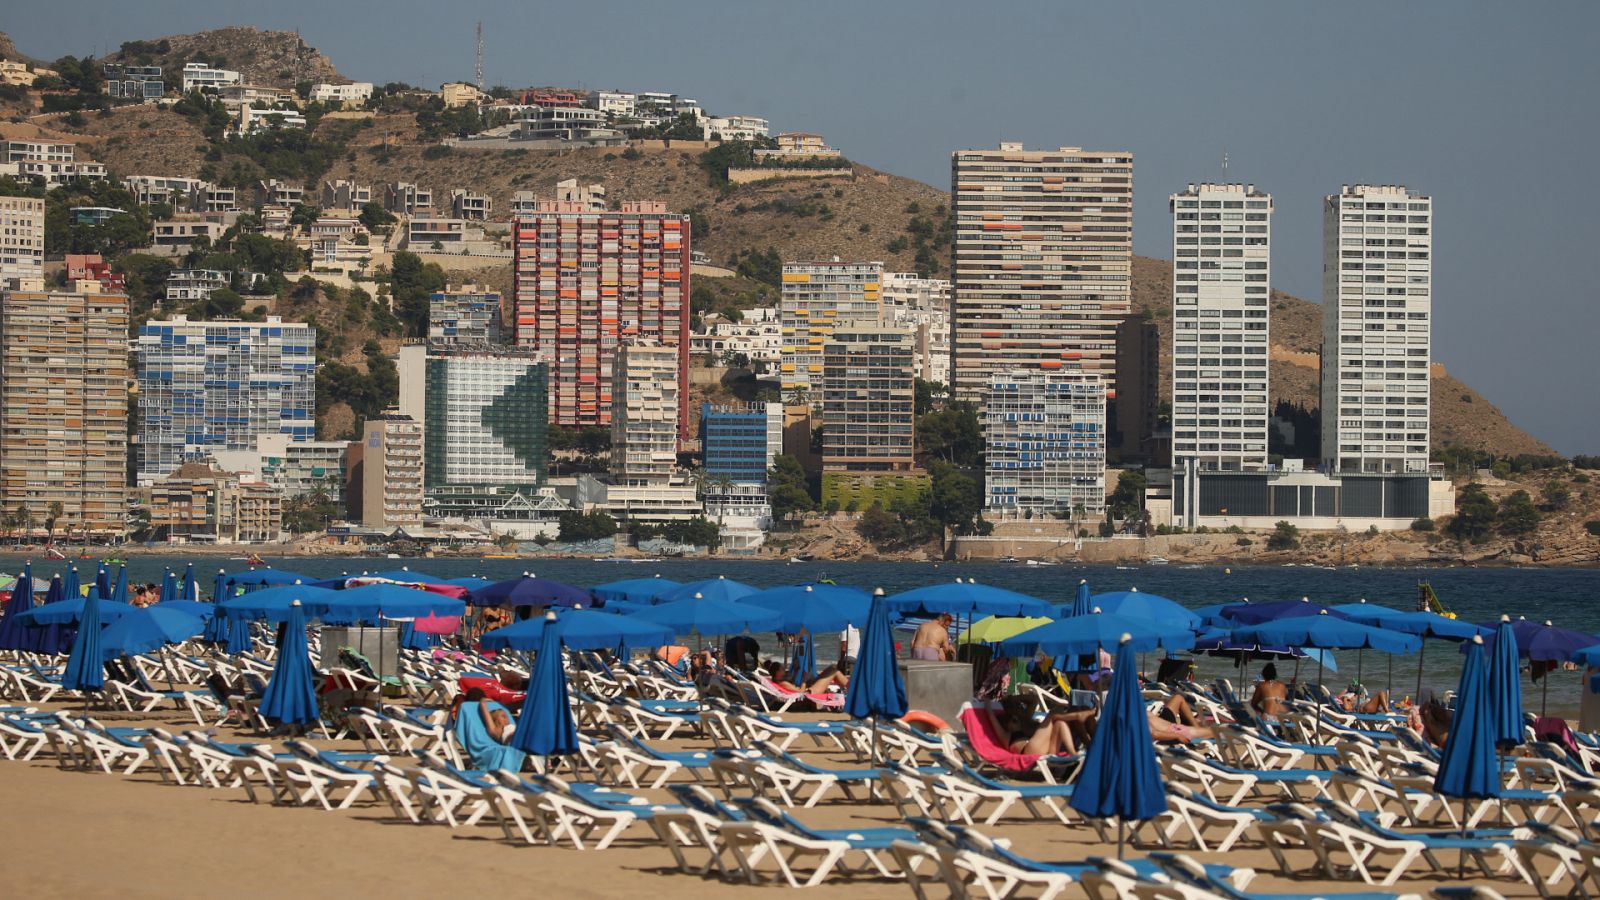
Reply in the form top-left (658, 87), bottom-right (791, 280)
top-left (8, 554), bottom-right (1599, 715)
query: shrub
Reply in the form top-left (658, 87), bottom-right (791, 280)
top-left (421, 144), bottom-right (451, 160)
top-left (1267, 521), bottom-right (1301, 551)
top-left (1585, 521), bottom-right (1600, 537)
top-left (1411, 517), bottom-right (1435, 532)
top-left (1235, 537), bottom-right (1253, 547)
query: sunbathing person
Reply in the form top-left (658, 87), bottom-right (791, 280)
top-left (989, 695), bottom-right (1079, 756)
top-left (1250, 662), bottom-right (1290, 723)
top-left (760, 660), bottom-right (848, 694)
top-left (1416, 690), bottom-right (1452, 747)
top-left (1337, 683), bottom-right (1391, 714)
top-left (452, 687), bottom-right (525, 772)
top-left (1149, 694), bottom-right (1215, 743)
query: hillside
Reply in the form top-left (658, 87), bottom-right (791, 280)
top-left (103, 27), bottom-right (345, 86)
top-left (52, 91), bottom-right (1553, 459)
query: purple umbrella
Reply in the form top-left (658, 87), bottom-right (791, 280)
top-left (1221, 597), bottom-right (1350, 626)
top-left (469, 573), bottom-right (593, 609)
top-left (1475, 617), bottom-right (1598, 716)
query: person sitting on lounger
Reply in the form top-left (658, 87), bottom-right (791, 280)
top-left (1149, 694), bottom-right (1215, 743)
top-left (452, 687), bottom-right (525, 772)
top-left (989, 695), bottom-right (1080, 756)
top-left (1337, 682), bottom-right (1391, 714)
top-left (1415, 689), bottom-right (1452, 747)
top-left (1250, 662), bottom-right (1290, 723)
top-left (761, 660), bottom-right (849, 694)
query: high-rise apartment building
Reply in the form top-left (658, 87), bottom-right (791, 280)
top-left (984, 371), bottom-right (1106, 516)
top-left (512, 196), bottom-right (690, 437)
top-left (610, 342), bottom-right (681, 483)
top-left (701, 402), bottom-right (783, 484)
top-left (1321, 184), bottom-right (1433, 474)
top-left (1170, 183), bottom-right (1272, 472)
top-left (357, 410), bottom-right (424, 528)
top-left (780, 260), bottom-right (882, 401)
top-left (0, 283), bottom-right (129, 537)
top-left (881, 272), bottom-right (952, 386)
top-left (1112, 315), bottom-right (1162, 463)
top-left (820, 326), bottom-right (916, 474)
top-left (949, 143), bottom-right (1133, 406)
top-left (397, 344), bottom-right (549, 517)
top-left (134, 316), bottom-right (317, 484)
top-left (0, 196), bottom-right (44, 288)
top-left (428, 286), bottom-right (502, 344)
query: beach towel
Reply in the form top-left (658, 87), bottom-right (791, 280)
top-left (1534, 715), bottom-right (1582, 757)
top-left (957, 704), bottom-right (1042, 773)
top-left (458, 676), bottom-right (525, 708)
top-left (454, 700), bottom-right (526, 772)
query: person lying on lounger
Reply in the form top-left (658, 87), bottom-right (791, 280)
top-left (452, 687), bottom-right (525, 772)
top-left (989, 695), bottom-right (1084, 756)
top-left (1148, 694), bottom-right (1215, 743)
top-left (1336, 682), bottom-right (1391, 714)
top-left (760, 660), bottom-right (848, 694)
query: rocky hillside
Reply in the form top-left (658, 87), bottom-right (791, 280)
top-left (52, 80), bottom-right (1554, 459)
top-left (0, 31), bottom-right (43, 67)
top-left (103, 27), bottom-right (345, 86)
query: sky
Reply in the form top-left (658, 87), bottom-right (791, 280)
top-left (10, 1), bottom-right (1598, 453)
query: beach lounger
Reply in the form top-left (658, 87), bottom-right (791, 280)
top-left (1313, 798), bottom-right (1533, 886)
top-left (934, 758), bottom-right (1080, 827)
top-left (55, 714), bottom-right (152, 775)
top-left (1163, 746), bottom-right (1331, 806)
top-left (1142, 851), bottom-right (1422, 900)
top-left (747, 738), bottom-right (883, 807)
top-left (486, 770), bottom-right (649, 850)
top-left (279, 740), bottom-right (387, 810)
top-left (596, 724), bottom-right (712, 788)
top-left (729, 795), bottom-right (915, 887)
top-left (408, 760), bottom-right (499, 828)
top-left (956, 704), bottom-right (1078, 784)
top-left (0, 710), bottom-right (52, 761)
top-left (946, 822), bottom-right (1255, 897)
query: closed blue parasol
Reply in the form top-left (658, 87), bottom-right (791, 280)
top-left (1070, 635), bottom-right (1167, 858)
top-left (180, 564), bottom-right (200, 603)
top-left (203, 568), bottom-right (232, 644)
top-left (158, 570), bottom-right (177, 604)
top-left (511, 611), bottom-right (579, 758)
top-left (33, 573), bottom-right (71, 654)
top-left (225, 616), bottom-right (253, 655)
top-left (1434, 635), bottom-right (1501, 804)
top-left (844, 588), bottom-right (907, 762)
top-left (93, 565), bottom-right (110, 601)
top-left (742, 583), bottom-right (871, 632)
top-left (64, 565), bottom-right (81, 601)
top-left (469, 574), bottom-right (592, 609)
top-left (1090, 589), bottom-right (1202, 630)
top-left (1223, 597), bottom-right (1349, 626)
top-left (481, 608), bottom-right (674, 652)
top-left (592, 576), bottom-right (683, 605)
top-left (0, 562), bottom-right (35, 651)
top-left (1000, 608), bottom-right (1197, 659)
top-left (1068, 580), bottom-right (1093, 617)
top-left (60, 585), bottom-right (105, 693)
top-left (632, 593), bottom-right (780, 635)
top-left (99, 607), bottom-right (205, 659)
top-left (887, 579), bottom-right (1052, 618)
top-left (792, 632), bottom-right (818, 682)
top-left (1486, 616), bottom-right (1525, 751)
top-left (651, 576), bottom-right (759, 606)
top-left (257, 600), bottom-right (320, 728)
top-left (211, 568), bottom-right (230, 602)
top-left (111, 565), bottom-right (128, 605)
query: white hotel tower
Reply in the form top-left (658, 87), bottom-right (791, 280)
top-left (1320, 184), bottom-right (1433, 474)
top-left (1169, 183), bottom-right (1272, 472)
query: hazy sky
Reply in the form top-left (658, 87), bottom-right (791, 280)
top-left (11, 1), bottom-right (1598, 453)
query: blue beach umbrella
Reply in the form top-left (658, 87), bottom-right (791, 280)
top-left (361, 568), bottom-right (450, 585)
top-left (651, 576), bottom-right (759, 606)
top-left (1000, 609), bottom-right (1197, 659)
top-left (218, 584), bottom-right (339, 622)
top-left (225, 615), bottom-right (253, 655)
top-left (1223, 597), bottom-right (1349, 626)
top-left (632, 594), bottom-right (780, 636)
top-left (1480, 617), bottom-right (1596, 716)
top-left (99, 607), bottom-right (206, 659)
top-left (1434, 634), bottom-right (1501, 841)
top-left (592, 576), bottom-right (682, 605)
top-left (158, 570), bottom-right (177, 604)
top-left (322, 583), bottom-right (467, 623)
top-left (469, 574), bottom-right (592, 609)
top-left (1090, 589), bottom-right (1202, 630)
top-left (481, 608), bottom-right (674, 653)
top-left (1331, 599), bottom-right (1408, 623)
top-left (792, 632), bottom-right (818, 682)
top-left (227, 568), bottom-right (309, 590)
top-left (93, 565), bottom-right (110, 601)
top-left (111, 566), bottom-right (128, 605)
top-left (511, 611), bottom-right (579, 758)
top-left (1486, 616), bottom-right (1525, 752)
top-left (886, 579), bottom-right (1052, 618)
top-left (844, 588), bottom-right (907, 763)
top-left (1361, 609), bottom-right (1490, 697)
top-left (1229, 613), bottom-right (1421, 655)
top-left (203, 568), bottom-right (232, 644)
top-left (1190, 603), bottom-right (1241, 629)
top-left (0, 563), bottom-right (36, 651)
top-left (60, 585), bottom-right (106, 693)
top-left (257, 600), bottom-right (320, 728)
top-left (743, 583), bottom-right (871, 632)
top-left (211, 568), bottom-right (230, 602)
top-left (1070, 635), bottom-right (1167, 858)
top-left (158, 601), bottom-right (217, 620)
top-left (444, 576), bottom-right (493, 591)
top-left (32, 574), bottom-right (71, 654)
top-left (15, 595), bottom-right (133, 626)
top-left (1068, 580), bottom-right (1093, 618)
top-left (180, 564), bottom-right (200, 603)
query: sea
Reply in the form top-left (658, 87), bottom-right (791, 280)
top-left (7, 554), bottom-right (1599, 716)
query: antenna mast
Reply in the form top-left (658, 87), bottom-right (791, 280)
top-left (475, 22), bottom-right (484, 91)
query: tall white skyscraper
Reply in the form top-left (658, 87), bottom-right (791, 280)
top-left (1320, 184), bottom-right (1433, 474)
top-left (1169, 183), bottom-right (1272, 472)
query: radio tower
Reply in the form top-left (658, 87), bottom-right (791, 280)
top-left (475, 22), bottom-right (484, 91)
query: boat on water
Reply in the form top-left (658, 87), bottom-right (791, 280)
top-left (100, 557), bottom-right (126, 567)
top-left (1025, 559), bottom-right (1058, 567)
top-left (44, 547), bottom-right (66, 561)
top-left (1148, 557), bottom-right (1170, 566)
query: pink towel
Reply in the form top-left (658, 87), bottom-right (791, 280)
top-left (958, 706), bottom-right (1041, 772)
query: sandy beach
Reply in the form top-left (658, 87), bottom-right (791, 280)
top-left (0, 697), bottom-right (1553, 900)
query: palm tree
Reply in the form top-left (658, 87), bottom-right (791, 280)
top-left (45, 501), bottom-right (63, 544)
top-left (709, 473), bottom-right (736, 526)
top-left (16, 506), bottom-right (34, 546)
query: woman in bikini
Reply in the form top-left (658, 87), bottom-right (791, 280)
top-left (761, 660), bottom-right (848, 694)
top-left (990, 695), bottom-right (1082, 756)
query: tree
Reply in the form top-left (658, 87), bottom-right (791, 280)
top-left (662, 517), bottom-right (722, 552)
top-left (359, 201), bottom-right (396, 232)
top-left (928, 460), bottom-right (982, 536)
top-left (1541, 480), bottom-right (1571, 510)
top-left (856, 502), bottom-right (904, 548)
top-left (1266, 521), bottom-right (1301, 551)
top-left (914, 378), bottom-right (947, 417)
top-left (1107, 470), bottom-right (1147, 520)
top-left (388, 250), bottom-right (447, 337)
top-left (1585, 521), bottom-right (1600, 537)
top-left (558, 510), bottom-right (617, 542)
top-left (289, 203), bottom-right (322, 230)
top-left (44, 501), bottom-right (62, 543)
top-left (1497, 490), bottom-right (1541, 535)
top-left (916, 401), bottom-right (983, 467)
top-left (768, 454), bottom-right (815, 521)
top-left (1446, 483), bottom-right (1498, 542)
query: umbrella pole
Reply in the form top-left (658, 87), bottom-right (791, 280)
top-left (1387, 653), bottom-right (1393, 699)
top-left (1543, 670), bottom-right (1549, 718)
top-left (1316, 654), bottom-right (1324, 740)
top-left (1415, 640), bottom-right (1427, 700)
top-left (1356, 648), bottom-right (1363, 691)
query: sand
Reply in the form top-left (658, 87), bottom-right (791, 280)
top-left (0, 702), bottom-right (1550, 899)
